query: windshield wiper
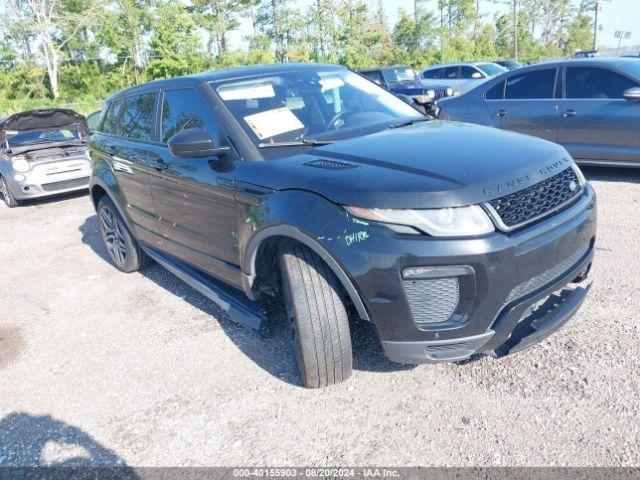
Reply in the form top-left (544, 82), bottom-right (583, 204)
top-left (387, 117), bottom-right (430, 129)
top-left (258, 139), bottom-right (335, 148)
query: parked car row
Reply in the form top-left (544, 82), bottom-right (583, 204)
top-left (437, 57), bottom-right (640, 168)
top-left (2, 59), bottom-right (617, 389)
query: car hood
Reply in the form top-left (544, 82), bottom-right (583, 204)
top-left (0, 109), bottom-right (89, 143)
top-left (240, 121), bottom-right (574, 209)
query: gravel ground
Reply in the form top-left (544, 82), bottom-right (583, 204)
top-left (0, 167), bottom-right (639, 468)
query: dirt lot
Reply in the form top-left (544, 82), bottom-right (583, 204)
top-left (1, 167), bottom-right (639, 467)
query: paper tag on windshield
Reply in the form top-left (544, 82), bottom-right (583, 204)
top-left (244, 107), bottom-right (304, 140)
top-left (218, 83), bottom-right (275, 101)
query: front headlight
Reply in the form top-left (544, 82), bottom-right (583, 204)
top-left (12, 159), bottom-right (30, 173)
top-left (446, 87), bottom-right (454, 97)
top-left (345, 205), bottom-right (495, 237)
top-left (427, 89), bottom-right (436, 100)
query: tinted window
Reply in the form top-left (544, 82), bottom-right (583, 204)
top-left (422, 68), bottom-right (442, 79)
top-left (505, 69), bottom-right (556, 99)
top-left (118, 93), bottom-right (157, 140)
top-left (477, 63), bottom-right (508, 77)
top-left (486, 80), bottom-right (505, 100)
top-left (362, 71), bottom-right (384, 84)
top-left (566, 67), bottom-right (639, 99)
top-left (460, 66), bottom-right (481, 79)
top-left (101, 99), bottom-right (124, 135)
top-left (443, 67), bottom-right (459, 80)
top-left (162, 88), bottom-right (219, 144)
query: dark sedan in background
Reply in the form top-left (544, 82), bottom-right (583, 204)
top-left (437, 58), bottom-right (640, 168)
top-left (359, 65), bottom-right (453, 114)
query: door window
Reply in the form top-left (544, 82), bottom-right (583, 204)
top-left (161, 88), bottom-right (219, 144)
top-left (422, 68), bottom-right (442, 79)
top-left (460, 66), bottom-right (480, 79)
top-left (485, 80), bottom-right (505, 100)
top-left (442, 67), bottom-right (459, 80)
top-left (101, 99), bottom-right (124, 135)
top-left (118, 93), bottom-right (157, 141)
top-left (566, 67), bottom-right (639, 99)
top-left (505, 69), bottom-right (556, 99)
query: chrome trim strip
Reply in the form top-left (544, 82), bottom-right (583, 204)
top-left (483, 186), bottom-right (592, 233)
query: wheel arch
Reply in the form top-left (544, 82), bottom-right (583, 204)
top-left (243, 225), bottom-right (371, 322)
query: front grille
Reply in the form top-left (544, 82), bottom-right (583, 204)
top-left (433, 87), bottom-right (450, 100)
top-left (41, 176), bottom-right (90, 192)
top-left (504, 242), bottom-right (590, 306)
top-left (488, 167), bottom-right (582, 230)
top-left (403, 277), bottom-right (459, 328)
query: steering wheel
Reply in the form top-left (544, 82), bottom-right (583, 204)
top-left (327, 110), bottom-right (351, 130)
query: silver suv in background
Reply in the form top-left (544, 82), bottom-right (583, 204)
top-left (437, 58), bottom-right (640, 168)
top-left (421, 62), bottom-right (507, 95)
top-left (0, 109), bottom-right (91, 207)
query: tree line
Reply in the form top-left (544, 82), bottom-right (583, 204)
top-left (0, 0), bottom-right (599, 114)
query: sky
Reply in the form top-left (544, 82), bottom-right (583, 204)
top-left (227, 0), bottom-right (640, 52)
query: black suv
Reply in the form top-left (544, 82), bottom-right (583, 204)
top-left (89, 63), bottom-right (596, 388)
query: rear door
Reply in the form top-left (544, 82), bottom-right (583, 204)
top-left (93, 93), bottom-right (162, 245)
top-left (485, 67), bottom-right (560, 142)
top-left (149, 87), bottom-right (240, 283)
top-left (558, 66), bottom-right (640, 163)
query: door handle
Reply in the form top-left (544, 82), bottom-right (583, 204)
top-left (563, 109), bottom-right (577, 118)
top-left (496, 109), bottom-right (507, 118)
top-left (108, 145), bottom-right (118, 154)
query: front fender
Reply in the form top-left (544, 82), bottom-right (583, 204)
top-left (239, 189), bottom-right (372, 321)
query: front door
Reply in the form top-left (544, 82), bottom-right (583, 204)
top-left (149, 87), bottom-right (240, 284)
top-left (485, 67), bottom-right (560, 143)
top-left (558, 66), bottom-right (640, 164)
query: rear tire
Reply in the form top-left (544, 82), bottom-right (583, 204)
top-left (279, 243), bottom-right (353, 388)
top-left (0, 175), bottom-right (20, 208)
top-left (97, 196), bottom-right (150, 272)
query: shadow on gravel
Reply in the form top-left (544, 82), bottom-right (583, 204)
top-left (0, 412), bottom-right (135, 477)
top-left (79, 215), bottom-right (412, 387)
top-left (581, 165), bottom-right (640, 184)
top-left (13, 189), bottom-right (89, 208)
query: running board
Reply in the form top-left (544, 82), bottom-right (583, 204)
top-left (142, 247), bottom-right (269, 335)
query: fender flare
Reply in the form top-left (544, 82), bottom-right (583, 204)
top-left (243, 225), bottom-right (371, 322)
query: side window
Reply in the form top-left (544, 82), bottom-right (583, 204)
top-left (460, 66), bottom-right (479, 79)
top-left (566, 67), bottom-right (638, 99)
top-left (505, 69), bottom-right (556, 100)
top-left (161, 88), bottom-right (219, 144)
top-left (422, 68), bottom-right (441, 79)
top-left (118, 93), bottom-right (157, 141)
top-left (101, 99), bottom-right (124, 135)
top-left (443, 67), bottom-right (459, 80)
top-left (485, 80), bottom-right (505, 100)
top-left (362, 71), bottom-right (384, 85)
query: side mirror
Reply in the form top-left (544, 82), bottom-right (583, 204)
top-left (472, 72), bottom-right (483, 79)
top-left (624, 87), bottom-right (640, 101)
top-left (167, 128), bottom-right (229, 158)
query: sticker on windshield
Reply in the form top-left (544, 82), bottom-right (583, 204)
top-left (244, 107), bottom-right (304, 140)
top-left (218, 82), bottom-right (275, 101)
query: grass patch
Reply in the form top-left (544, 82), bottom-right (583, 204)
top-left (0, 98), bottom-right (102, 117)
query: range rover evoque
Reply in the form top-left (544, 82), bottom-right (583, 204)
top-left (89, 63), bottom-right (596, 388)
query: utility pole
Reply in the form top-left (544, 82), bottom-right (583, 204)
top-left (593, 0), bottom-right (600, 50)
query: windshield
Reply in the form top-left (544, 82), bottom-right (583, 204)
top-left (383, 67), bottom-right (419, 83)
top-left (477, 63), bottom-right (508, 77)
top-left (214, 69), bottom-right (422, 145)
top-left (6, 128), bottom-right (82, 148)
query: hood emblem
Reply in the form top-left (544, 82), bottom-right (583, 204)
top-left (568, 180), bottom-right (578, 192)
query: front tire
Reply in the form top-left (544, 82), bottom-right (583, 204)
top-left (0, 175), bottom-right (20, 208)
top-left (279, 243), bottom-right (353, 388)
top-left (97, 196), bottom-right (150, 272)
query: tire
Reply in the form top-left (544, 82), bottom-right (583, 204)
top-left (0, 175), bottom-right (20, 208)
top-left (97, 196), bottom-right (150, 273)
top-left (279, 243), bottom-right (353, 388)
